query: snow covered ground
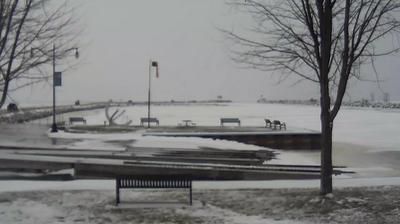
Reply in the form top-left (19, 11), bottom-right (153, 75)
top-left (2, 177), bottom-right (400, 193)
top-left (0, 185), bottom-right (399, 224)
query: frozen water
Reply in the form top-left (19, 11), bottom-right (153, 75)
top-left (73, 103), bottom-right (400, 152)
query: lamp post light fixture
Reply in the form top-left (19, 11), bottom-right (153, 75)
top-left (31, 44), bottom-right (79, 133)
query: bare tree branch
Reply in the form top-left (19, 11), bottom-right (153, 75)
top-left (0, 0), bottom-right (81, 108)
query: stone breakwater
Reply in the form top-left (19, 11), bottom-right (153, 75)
top-left (0, 103), bottom-right (109, 123)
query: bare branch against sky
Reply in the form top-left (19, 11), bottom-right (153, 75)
top-left (9, 0), bottom-right (400, 106)
top-left (0, 0), bottom-right (80, 108)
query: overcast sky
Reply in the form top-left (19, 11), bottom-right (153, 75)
top-left (11, 0), bottom-right (400, 106)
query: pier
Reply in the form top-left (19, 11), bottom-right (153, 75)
top-left (0, 145), bottom-right (348, 181)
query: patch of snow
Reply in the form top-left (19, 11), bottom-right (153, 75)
top-left (1, 177), bottom-right (400, 193)
top-left (345, 197), bottom-right (367, 203)
top-left (47, 129), bottom-right (143, 141)
top-left (267, 150), bottom-right (319, 166)
top-left (0, 180), bottom-right (114, 193)
top-left (49, 129), bottom-right (268, 151)
top-left (0, 198), bottom-right (62, 224)
top-left (194, 177), bottom-right (400, 189)
top-left (131, 135), bottom-right (266, 151)
top-left (69, 139), bottom-right (125, 151)
top-left (177, 204), bottom-right (305, 224)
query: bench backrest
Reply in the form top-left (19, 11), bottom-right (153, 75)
top-left (69, 117), bottom-right (85, 122)
top-left (273, 120), bottom-right (281, 125)
top-left (220, 118), bottom-right (240, 123)
top-left (117, 176), bottom-right (191, 189)
top-left (140, 117), bottom-right (159, 123)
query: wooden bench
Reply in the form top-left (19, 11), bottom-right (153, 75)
top-left (116, 175), bottom-right (192, 205)
top-left (220, 118), bottom-right (241, 127)
top-left (140, 117), bottom-right (159, 126)
top-left (273, 120), bottom-right (286, 130)
top-left (69, 117), bottom-right (86, 125)
top-left (265, 119), bottom-right (272, 128)
top-left (179, 120), bottom-right (196, 127)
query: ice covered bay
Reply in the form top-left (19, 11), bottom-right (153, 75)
top-left (77, 103), bottom-right (400, 152)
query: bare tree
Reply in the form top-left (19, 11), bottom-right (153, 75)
top-left (0, 0), bottom-right (79, 108)
top-left (224, 0), bottom-right (400, 194)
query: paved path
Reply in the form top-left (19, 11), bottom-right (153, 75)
top-left (0, 124), bottom-right (77, 147)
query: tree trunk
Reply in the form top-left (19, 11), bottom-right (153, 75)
top-left (318, 1), bottom-right (334, 195)
top-left (320, 92), bottom-right (333, 195)
top-left (0, 80), bottom-right (10, 109)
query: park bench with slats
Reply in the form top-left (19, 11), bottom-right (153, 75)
top-left (140, 117), bottom-right (159, 126)
top-left (220, 118), bottom-right (241, 127)
top-left (69, 117), bottom-right (86, 125)
top-left (116, 175), bottom-right (192, 205)
top-left (265, 119), bottom-right (272, 128)
top-left (273, 120), bottom-right (286, 130)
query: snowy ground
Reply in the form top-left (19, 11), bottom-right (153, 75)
top-left (0, 186), bottom-right (399, 224)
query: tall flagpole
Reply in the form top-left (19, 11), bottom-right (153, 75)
top-left (147, 59), bottom-right (151, 128)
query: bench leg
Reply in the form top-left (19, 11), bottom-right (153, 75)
top-left (189, 186), bottom-right (192, 206)
top-left (116, 180), bottom-right (120, 206)
top-left (116, 189), bottom-right (120, 205)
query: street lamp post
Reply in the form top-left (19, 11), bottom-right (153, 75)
top-left (148, 60), bottom-right (151, 128)
top-left (51, 44), bottom-right (57, 132)
top-left (51, 44), bottom-right (79, 132)
top-left (31, 44), bottom-right (79, 133)
top-left (147, 60), bottom-right (159, 128)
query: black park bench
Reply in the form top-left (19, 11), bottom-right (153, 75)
top-left (265, 119), bottom-right (272, 128)
top-left (140, 117), bottom-right (159, 126)
top-left (220, 118), bottom-right (241, 127)
top-left (273, 120), bottom-right (286, 130)
top-left (69, 117), bottom-right (86, 125)
top-left (116, 175), bottom-right (193, 205)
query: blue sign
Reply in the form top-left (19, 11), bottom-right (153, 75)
top-left (54, 72), bottom-right (62, 86)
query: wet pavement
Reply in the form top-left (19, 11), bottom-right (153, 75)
top-left (0, 123), bottom-right (77, 147)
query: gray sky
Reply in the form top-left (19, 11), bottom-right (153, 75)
top-left (11, 0), bottom-right (400, 106)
